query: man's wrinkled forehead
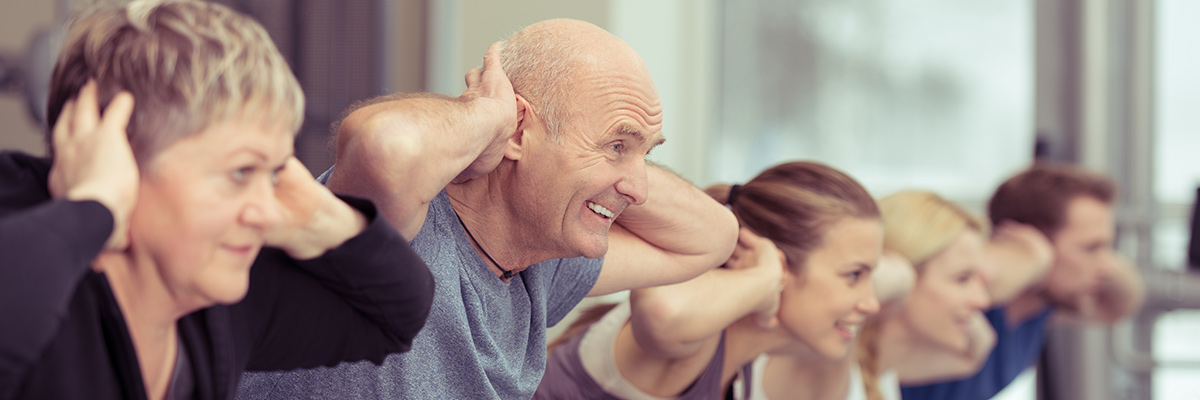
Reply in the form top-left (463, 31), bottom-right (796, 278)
top-left (614, 123), bottom-right (665, 150)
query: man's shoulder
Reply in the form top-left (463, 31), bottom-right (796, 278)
top-left (410, 190), bottom-right (461, 249)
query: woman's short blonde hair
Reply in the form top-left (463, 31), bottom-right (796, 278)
top-left (879, 190), bottom-right (989, 271)
top-left (46, 0), bottom-right (304, 164)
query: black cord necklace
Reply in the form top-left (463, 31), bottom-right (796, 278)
top-left (456, 213), bottom-right (517, 281)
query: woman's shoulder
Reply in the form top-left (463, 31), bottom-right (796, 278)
top-left (0, 151), bottom-right (53, 213)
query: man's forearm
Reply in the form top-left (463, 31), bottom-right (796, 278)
top-left (615, 164), bottom-right (738, 270)
top-left (1093, 256), bottom-right (1146, 322)
top-left (333, 94), bottom-right (496, 193)
top-left (984, 241), bottom-right (1052, 305)
top-left (327, 94), bottom-right (508, 237)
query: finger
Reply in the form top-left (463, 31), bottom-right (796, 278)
top-left (465, 66), bottom-right (482, 88)
top-left (53, 99), bottom-right (77, 149)
top-left (482, 41), bottom-right (505, 75)
top-left (274, 157), bottom-right (311, 189)
top-left (737, 227), bottom-right (757, 248)
top-left (99, 92), bottom-right (135, 138)
top-left (74, 80), bottom-right (100, 135)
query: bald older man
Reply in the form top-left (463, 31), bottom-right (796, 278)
top-left (236, 19), bottom-right (738, 399)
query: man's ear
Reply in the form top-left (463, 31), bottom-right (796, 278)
top-left (506, 94), bottom-right (533, 161)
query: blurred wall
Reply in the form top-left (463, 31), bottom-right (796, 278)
top-left (0, 0), bottom-right (56, 156)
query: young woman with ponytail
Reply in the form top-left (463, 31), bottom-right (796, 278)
top-left (736, 191), bottom-right (1001, 400)
top-left (535, 161), bottom-right (886, 399)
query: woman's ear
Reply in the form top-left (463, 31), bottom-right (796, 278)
top-left (506, 94), bottom-right (532, 161)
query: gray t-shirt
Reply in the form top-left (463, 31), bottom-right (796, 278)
top-left (236, 189), bottom-right (603, 399)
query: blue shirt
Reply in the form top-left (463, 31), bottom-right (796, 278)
top-left (900, 306), bottom-right (1054, 400)
top-left (237, 188), bottom-right (603, 399)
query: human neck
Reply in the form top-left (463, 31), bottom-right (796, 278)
top-left (1007, 287), bottom-right (1053, 327)
top-left (875, 317), bottom-right (921, 373)
top-left (445, 172), bottom-right (563, 280)
top-left (721, 317), bottom-right (804, 388)
top-left (94, 251), bottom-right (187, 400)
top-left (762, 353), bottom-right (853, 400)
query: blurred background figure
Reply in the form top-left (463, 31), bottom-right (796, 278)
top-left (852, 191), bottom-right (994, 400)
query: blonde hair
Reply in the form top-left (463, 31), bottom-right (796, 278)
top-left (856, 190), bottom-right (987, 400)
top-left (46, 0), bottom-right (304, 165)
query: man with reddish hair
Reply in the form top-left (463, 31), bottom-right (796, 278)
top-left (900, 162), bottom-right (1145, 400)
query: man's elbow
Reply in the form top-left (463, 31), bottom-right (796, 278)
top-left (703, 208), bottom-right (739, 267)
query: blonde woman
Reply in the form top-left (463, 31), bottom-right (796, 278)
top-left (0, 2), bottom-right (433, 399)
top-left (850, 191), bottom-right (993, 400)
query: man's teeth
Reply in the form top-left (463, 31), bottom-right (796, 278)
top-left (587, 202), bottom-right (615, 218)
top-left (837, 323), bottom-right (860, 336)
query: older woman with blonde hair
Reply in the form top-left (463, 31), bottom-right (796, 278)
top-left (0, 2), bottom-right (433, 399)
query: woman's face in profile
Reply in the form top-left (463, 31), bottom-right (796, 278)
top-left (778, 217), bottom-right (883, 360)
top-left (900, 230), bottom-right (990, 353)
top-left (126, 118), bottom-right (293, 308)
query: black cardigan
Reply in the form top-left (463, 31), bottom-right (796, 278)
top-left (0, 151), bottom-right (434, 400)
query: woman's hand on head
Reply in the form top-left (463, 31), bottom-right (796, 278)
top-left (49, 80), bottom-right (138, 251)
top-left (264, 157), bottom-right (368, 260)
top-left (726, 227), bottom-right (786, 329)
top-left (873, 251), bottom-right (916, 307)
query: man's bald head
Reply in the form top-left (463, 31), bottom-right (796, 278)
top-left (500, 19), bottom-right (651, 140)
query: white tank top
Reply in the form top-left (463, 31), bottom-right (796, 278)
top-left (733, 354), bottom-right (899, 400)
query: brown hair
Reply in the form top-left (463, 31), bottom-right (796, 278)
top-left (46, 0), bottom-right (304, 165)
top-left (857, 191), bottom-right (987, 400)
top-left (547, 161), bottom-right (879, 351)
top-left (988, 163), bottom-right (1115, 238)
top-left (708, 161), bottom-right (880, 271)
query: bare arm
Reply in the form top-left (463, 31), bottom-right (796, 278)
top-left (983, 222), bottom-right (1054, 305)
top-left (327, 42), bottom-right (518, 239)
top-left (1089, 255), bottom-right (1145, 322)
top-left (614, 229), bottom-right (782, 396)
top-left (1057, 255), bottom-right (1145, 324)
top-left (627, 229), bottom-right (782, 358)
top-left (588, 165), bottom-right (739, 296)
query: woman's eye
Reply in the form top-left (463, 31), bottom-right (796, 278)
top-left (270, 164), bottom-right (286, 186)
top-left (848, 270), bottom-right (864, 284)
top-left (231, 167), bottom-right (253, 183)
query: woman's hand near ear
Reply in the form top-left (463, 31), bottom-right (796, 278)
top-left (872, 251), bottom-right (916, 308)
top-left (726, 227), bottom-right (786, 328)
top-left (48, 80), bottom-right (138, 251)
